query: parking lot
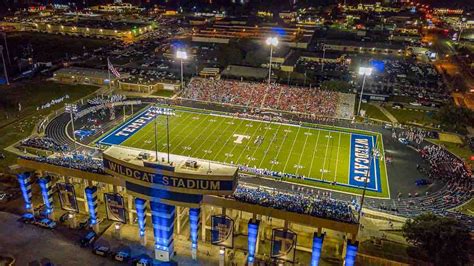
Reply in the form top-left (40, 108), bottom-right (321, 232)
top-left (0, 211), bottom-right (116, 265)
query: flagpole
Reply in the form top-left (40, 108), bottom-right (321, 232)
top-left (107, 57), bottom-right (112, 95)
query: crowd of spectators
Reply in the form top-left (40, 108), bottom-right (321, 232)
top-left (232, 185), bottom-right (356, 223)
top-left (20, 137), bottom-right (68, 152)
top-left (20, 154), bottom-right (105, 174)
top-left (183, 78), bottom-right (340, 117)
top-left (419, 145), bottom-right (472, 205)
top-left (87, 94), bottom-right (127, 105)
top-left (392, 127), bottom-right (438, 146)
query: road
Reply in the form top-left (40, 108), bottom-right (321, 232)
top-left (0, 212), bottom-right (116, 266)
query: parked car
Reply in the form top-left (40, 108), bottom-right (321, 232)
top-left (93, 246), bottom-right (110, 257)
top-left (113, 251), bottom-right (131, 262)
top-left (59, 213), bottom-right (70, 223)
top-left (18, 213), bottom-right (35, 224)
top-left (135, 258), bottom-right (151, 266)
top-left (35, 218), bottom-right (57, 229)
top-left (398, 137), bottom-right (409, 145)
top-left (79, 231), bottom-right (97, 248)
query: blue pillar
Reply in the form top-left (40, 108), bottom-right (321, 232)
top-left (344, 240), bottom-right (358, 266)
top-left (150, 201), bottom-right (175, 262)
top-left (247, 219), bottom-right (260, 265)
top-left (189, 207), bottom-right (200, 258)
top-left (38, 176), bottom-right (54, 217)
top-left (84, 186), bottom-right (99, 231)
top-left (311, 233), bottom-right (325, 266)
top-left (135, 198), bottom-right (147, 240)
top-left (17, 173), bottom-right (33, 211)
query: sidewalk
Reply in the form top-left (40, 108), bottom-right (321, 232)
top-left (371, 103), bottom-right (398, 124)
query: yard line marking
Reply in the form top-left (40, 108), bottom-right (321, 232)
top-left (127, 110), bottom-right (192, 149)
top-left (295, 129), bottom-right (311, 176)
top-left (258, 123), bottom-right (282, 169)
top-left (235, 120), bottom-right (266, 164)
top-left (248, 120), bottom-right (277, 168)
top-left (282, 126), bottom-right (301, 173)
top-left (212, 118), bottom-right (246, 161)
top-left (224, 120), bottom-right (255, 164)
top-left (181, 114), bottom-right (223, 157)
top-left (308, 130), bottom-right (321, 178)
top-left (170, 113), bottom-right (212, 154)
top-left (204, 116), bottom-right (240, 160)
top-left (190, 117), bottom-right (227, 158)
top-left (321, 131), bottom-right (332, 180)
top-left (334, 131), bottom-right (342, 182)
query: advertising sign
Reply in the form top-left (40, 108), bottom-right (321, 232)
top-left (271, 229), bottom-right (297, 262)
top-left (211, 215), bottom-right (234, 248)
top-left (56, 182), bottom-right (79, 213)
top-left (104, 193), bottom-right (127, 223)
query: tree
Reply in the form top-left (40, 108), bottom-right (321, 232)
top-left (402, 213), bottom-right (470, 266)
top-left (436, 102), bottom-right (474, 134)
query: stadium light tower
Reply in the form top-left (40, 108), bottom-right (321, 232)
top-left (176, 50), bottom-right (188, 90)
top-left (265, 37), bottom-right (278, 85)
top-left (65, 103), bottom-right (78, 151)
top-left (357, 67), bottom-right (373, 116)
top-left (153, 106), bottom-right (175, 163)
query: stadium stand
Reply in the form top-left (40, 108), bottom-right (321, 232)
top-left (182, 78), bottom-right (344, 118)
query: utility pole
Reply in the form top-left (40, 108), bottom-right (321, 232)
top-left (1, 33), bottom-right (11, 65)
top-left (0, 45), bottom-right (9, 85)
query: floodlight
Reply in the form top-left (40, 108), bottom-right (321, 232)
top-left (176, 50), bottom-right (188, 60)
top-left (358, 67), bottom-right (373, 76)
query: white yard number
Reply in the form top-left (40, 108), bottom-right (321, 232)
top-left (233, 134), bottom-right (250, 144)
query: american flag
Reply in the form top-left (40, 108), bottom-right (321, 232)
top-left (107, 58), bottom-right (121, 79)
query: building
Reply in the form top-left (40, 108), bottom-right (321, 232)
top-left (53, 67), bottom-right (116, 86)
top-left (191, 22), bottom-right (314, 49)
top-left (0, 18), bottom-right (154, 41)
top-left (16, 145), bottom-right (360, 264)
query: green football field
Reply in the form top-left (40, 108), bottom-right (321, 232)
top-left (104, 106), bottom-right (389, 198)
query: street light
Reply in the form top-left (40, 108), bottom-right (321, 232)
top-left (176, 50), bottom-right (188, 90)
top-left (1, 32), bottom-right (11, 65)
top-left (0, 45), bottom-right (8, 85)
top-left (357, 67), bottom-right (373, 116)
top-left (458, 17), bottom-right (467, 42)
top-left (265, 37), bottom-right (278, 85)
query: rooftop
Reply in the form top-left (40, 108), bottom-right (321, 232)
top-left (103, 145), bottom-right (238, 177)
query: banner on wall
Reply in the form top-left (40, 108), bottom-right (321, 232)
top-left (211, 215), bottom-right (234, 248)
top-left (104, 193), bottom-right (127, 223)
top-left (56, 182), bottom-right (79, 213)
top-left (271, 228), bottom-right (297, 263)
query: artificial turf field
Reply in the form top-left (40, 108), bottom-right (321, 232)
top-left (98, 106), bottom-right (390, 198)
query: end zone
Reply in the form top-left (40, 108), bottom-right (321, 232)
top-left (348, 134), bottom-right (381, 192)
top-left (98, 106), bottom-right (159, 146)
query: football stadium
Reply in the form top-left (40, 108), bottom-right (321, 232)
top-left (9, 77), bottom-right (473, 265)
top-left (97, 105), bottom-right (389, 198)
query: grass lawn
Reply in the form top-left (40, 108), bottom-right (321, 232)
top-left (0, 81), bottom-right (99, 170)
top-left (152, 90), bottom-right (176, 98)
top-left (103, 106), bottom-right (390, 198)
top-left (451, 198), bottom-right (474, 217)
top-left (385, 106), bottom-right (439, 126)
top-left (360, 103), bottom-right (391, 122)
top-left (6, 32), bottom-right (110, 62)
